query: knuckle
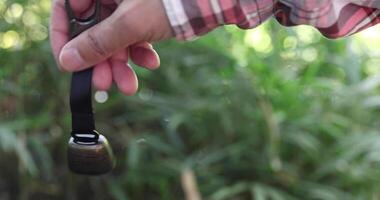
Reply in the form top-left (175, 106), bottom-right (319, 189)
top-left (86, 29), bottom-right (109, 58)
top-left (117, 11), bottom-right (133, 31)
top-left (116, 8), bottom-right (146, 40)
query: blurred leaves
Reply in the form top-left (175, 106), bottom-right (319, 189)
top-left (2, 0), bottom-right (380, 199)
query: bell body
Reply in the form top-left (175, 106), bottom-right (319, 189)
top-left (68, 134), bottom-right (115, 175)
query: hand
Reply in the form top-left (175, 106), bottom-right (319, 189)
top-left (50, 0), bottom-right (173, 95)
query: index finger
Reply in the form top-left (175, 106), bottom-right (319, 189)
top-left (49, 0), bottom-right (94, 62)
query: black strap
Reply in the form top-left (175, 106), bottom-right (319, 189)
top-left (70, 69), bottom-right (96, 134)
top-left (66, 0), bottom-right (101, 143)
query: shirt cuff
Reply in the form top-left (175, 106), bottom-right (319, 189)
top-left (162, 0), bottom-right (226, 40)
top-left (161, 0), bottom-right (380, 41)
top-left (161, 0), bottom-right (274, 40)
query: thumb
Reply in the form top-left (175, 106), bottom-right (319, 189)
top-left (59, 7), bottom-right (139, 71)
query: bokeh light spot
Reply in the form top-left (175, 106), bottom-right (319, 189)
top-left (29, 25), bottom-right (48, 41)
top-left (294, 25), bottom-right (320, 44)
top-left (22, 11), bottom-right (41, 26)
top-left (302, 47), bottom-right (318, 62)
top-left (4, 3), bottom-right (24, 23)
top-left (40, 0), bottom-right (52, 12)
top-left (352, 25), bottom-right (380, 54)
top-left (1, 30), bottom-right (20, 49)
top-left (244, 25), bottom-right (273, 54)
top-left (95, 91), bottom-right (109, 103)
top-left (364, 59), bottom-right (380, 75)
top-left (283, 36), bottom-right (298, 49)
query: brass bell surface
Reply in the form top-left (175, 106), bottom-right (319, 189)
top-left (68, 134), bottom-right (116, 175)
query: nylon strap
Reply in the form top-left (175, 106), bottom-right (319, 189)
top-left (66, 0), bottom-right (101, 143)
top-left (70, 69), bottom-right (95, 133)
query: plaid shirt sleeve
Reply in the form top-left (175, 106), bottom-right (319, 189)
top-left (162, 0), bottom-right (380, 40)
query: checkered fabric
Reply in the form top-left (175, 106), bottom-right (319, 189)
top-left (162, 0), bottom-right (380, 40)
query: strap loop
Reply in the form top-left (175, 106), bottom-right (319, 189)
top-left (71, 130), bottom-right (100, 145)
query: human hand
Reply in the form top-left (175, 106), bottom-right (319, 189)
top-left (50, 0), bottom-right (173, 95)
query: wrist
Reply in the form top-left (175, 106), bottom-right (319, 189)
top-left (117, 0), bottom-right (173, 43)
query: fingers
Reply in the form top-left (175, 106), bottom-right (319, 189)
top-left (50, 0), bottom-right (69, 62)
top-left (111, 49), bottom-right (138, 95)
top-left (51, 0), bottom-right (170, 96)
top-left (93, 61), bottom-right (112, 91)
top-left (130, 42), bottom-right (160, 70)
top-left (50, 0), bottom-right (113, 68)
top-left (92, 43), bottom-right (160, 92)
top-left (50, 0), bottom-right (92, 64)
top-left (112, 63), bottom-right (138, 95)
top-left (68, 0), bottom-right (92, 14)
top-left (92, 49), bottom-right (139, 95)
top-left (68, 0), bottom-right (114, 14)
top-left (58, 0), bottom-right (172, 72)
top-left (59, 2), bottom-right (142, 72)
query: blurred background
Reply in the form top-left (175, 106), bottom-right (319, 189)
top-left (2, 0), bottom-right (380, 199)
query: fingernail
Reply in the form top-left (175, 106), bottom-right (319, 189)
top-left (146, 49), bottom-right (160, 68)
top-left (59, 48), bottom-right (84, 71)
top-left (136, 47), bottom-right (159, 67)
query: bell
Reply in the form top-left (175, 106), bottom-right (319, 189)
top-left (68, 134), bottom-right (115, 175)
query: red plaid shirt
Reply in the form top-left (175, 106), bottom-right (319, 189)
top-left (162, 0), bottom-right (380, 40)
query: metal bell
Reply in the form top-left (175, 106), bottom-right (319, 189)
top-left (68, 134), bottom-right (115, 175)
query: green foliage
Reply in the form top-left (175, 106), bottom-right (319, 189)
top-left (2, 1), bottom-right (380, 199)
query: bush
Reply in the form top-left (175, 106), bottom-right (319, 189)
top-left (2, 1), bottom-right (380, 199)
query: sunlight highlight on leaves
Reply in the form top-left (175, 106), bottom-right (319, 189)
top-left (244, 24), bottom-right (273, 54)
top-left (22, 11), bottom-right (41, 26)
top-left (352, 25), bottom-right (380, 55)
top-left (40, 0), bottom-right (51, 12)
top-left (283, 36), bottom-right (298, 50)
top-left (301, 47), bottom-right (318, 62)
top-left (294, 25), bottom-right (320, 44)
top-left (4, 3), bottom-right (23, 23)
top-left (0, 30), bottom-right (20, 49)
